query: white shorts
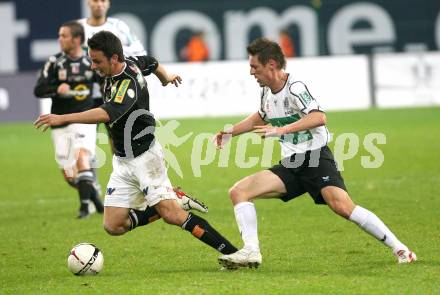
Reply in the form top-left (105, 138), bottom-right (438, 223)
top-left (51, 123), bottom-right (97, 170)
top-left (104, 142), bottom-right (176, 210)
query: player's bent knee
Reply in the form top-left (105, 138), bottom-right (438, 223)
top-left (160, 210), bottom-right (186, 226)
top-left (229, 185), bottom-right (249, 204)
top-left (228, 185), bottom-right (241, 200)
top-left (103, 222), bottom-right (126, 236)
top-left (327, 199), bottom-right (353, 219)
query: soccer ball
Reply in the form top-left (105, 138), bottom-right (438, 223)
top-left (67, 243), bottom-right (104, 275)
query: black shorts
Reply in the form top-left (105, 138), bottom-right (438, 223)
top-left (269, 145), bottom-right (347, 205)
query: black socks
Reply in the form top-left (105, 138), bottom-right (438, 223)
top-left (182, 213), bottom-right (237, 254)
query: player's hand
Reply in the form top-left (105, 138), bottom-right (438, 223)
top-left (57, 83), bottom-right (71, 95)
top-left (33, 114), bottom-right (65, 132)
top-left (253, 125), bottom-right (286, 138)
top-left (213, 131), bottom-right (232, 149)
top-left (163, 74), bottom-right (182, 87)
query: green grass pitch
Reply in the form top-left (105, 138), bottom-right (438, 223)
top-left (0, 107), bottom-right (439, 294)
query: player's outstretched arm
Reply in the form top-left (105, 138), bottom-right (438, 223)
top-left (214, 112), bottom-right (266, 148)
top-left (34, 108), bottom-right (110, 131)
top-left (153, 64), bottom-right (182, 87)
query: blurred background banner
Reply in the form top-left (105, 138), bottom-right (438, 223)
top-left (1, 0), bottom-right (440, 121)
top-left (1, 0), bottom-right (440, 73)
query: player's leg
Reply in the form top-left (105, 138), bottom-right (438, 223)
top-left (51, 126), bottom-right (89, 217)
top-left (154, 199), bottom-right (237, 254)
top-left (321, 186), bottom-right (416, 263)
top-left (76, 147), bottom-right (104, 218)
top-left (103, 206), bottom-right (131, 235)
top-left (137, 142), bottom-right (237, 255)
top-left (76, 123), bottom-right (104, 216)
top-left (61, 169), bottom-right (78, 188)
top-left (219, 169), bottom-right (288, 268)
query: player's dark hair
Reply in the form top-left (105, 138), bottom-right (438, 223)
top-left (247, 37), bottom-right (286, 69)
top-left (87, 31), bottom-right (124, 62)
top-left (62, 21), bottom-right (85, 44)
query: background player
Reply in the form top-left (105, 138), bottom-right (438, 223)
top-left (34, 21), bottom-right (103, 218)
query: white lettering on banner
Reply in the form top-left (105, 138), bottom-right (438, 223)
top-left (0, 2), bottom-right (29, 73)
top-left (0, 88), bottom-right (10, 111)
top-left (152, 10), bottom-right (221, 61)
top-left (328, 2), bottom-right (395, 55)
top-left (225, 6), bottom-right (318, 59)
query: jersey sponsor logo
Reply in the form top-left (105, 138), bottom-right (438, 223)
top-left (299, 91), bottom-right (312, 106)
top-left (72, 84), bottom-right (90, 101)
top-left (114, 79), bottom-right (131, 103)
top-left (269, 115), bottom-right (313, 144)
top-left (58, 69), bottom-right (67, 81)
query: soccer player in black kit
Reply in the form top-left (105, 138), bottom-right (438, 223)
top-left (34, 21), bottom-right (103, 218)
top-left (34, 31), bottom-right (238, 260)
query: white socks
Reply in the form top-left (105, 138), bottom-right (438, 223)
top-left (234, 202), bottom-right (260, 252)
top-left (349, 205), bottom-right (407, 252)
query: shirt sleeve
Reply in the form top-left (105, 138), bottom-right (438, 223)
top-left (127, 56), bottom-right (159, 76)
top-left (34, 56), bottom-right (58, 98)
top-left (288, 81), bottom-right (324, 115)
top-left (100, 78), bottom-right (137, 124)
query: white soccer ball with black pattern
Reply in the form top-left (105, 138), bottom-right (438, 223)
top-left (67, 243), bottom-right (104, 275)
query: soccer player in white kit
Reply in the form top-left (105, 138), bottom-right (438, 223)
top-left (215, 37), bottom-right (417, 269)
top-left (78, 0), bottom-right (146, 57)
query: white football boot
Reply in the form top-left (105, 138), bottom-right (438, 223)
top-left (174, 187), bottom-right (208, 213)
top-left (394, 249), bottom-right (417, 264)
top-left (218, 247), bottom-right (262, 269)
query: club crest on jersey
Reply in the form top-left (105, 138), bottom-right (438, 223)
top-left (58, 69), bottom-right (67, 81)
top-left (71, 62), bottom-right (80, 74)
top-left (114, 79), bottom-right (131, 103)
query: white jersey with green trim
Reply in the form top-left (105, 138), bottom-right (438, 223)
top-left (79, 17), bottom-right (146, 56)
top-left (258, 74), bottom-right (330, 157)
